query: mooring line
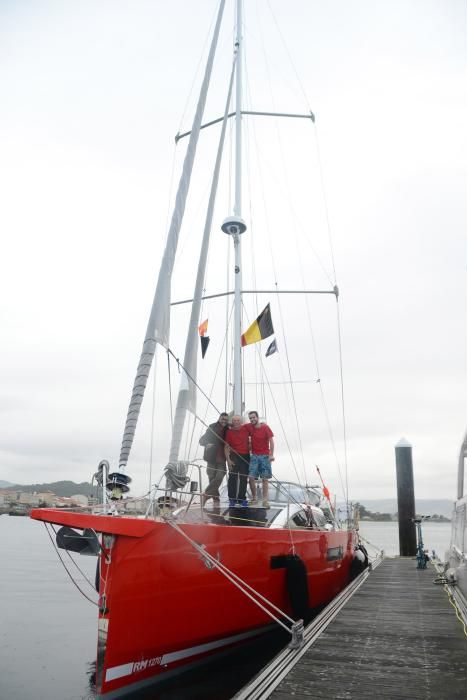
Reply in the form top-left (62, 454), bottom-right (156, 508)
top-left (165, 517), bottom-right (303, 645)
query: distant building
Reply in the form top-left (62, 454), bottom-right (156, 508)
top-left (53, 496), bottom-right (87, 508)
top-left (71, 494), bottom-right (89, 506)
top-left (35, 491), bottom-right (56, 506)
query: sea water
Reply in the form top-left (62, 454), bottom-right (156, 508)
top-left (0, 515), bottom-right (452, 699)
top-left (358, 520), bottom-right (452, 559)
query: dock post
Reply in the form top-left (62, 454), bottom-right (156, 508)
top-left (395, 438), bottom-right (416, 556)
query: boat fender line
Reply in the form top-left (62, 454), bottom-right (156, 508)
top-left (271, 554), bottom-right (310, 622)
top-left (164, 517), bottom-right (304, 647)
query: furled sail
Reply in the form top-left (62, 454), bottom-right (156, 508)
top-left (118, 0), bottom-right (227, 470)
top-left (168, 53), bottom-right (237, 467)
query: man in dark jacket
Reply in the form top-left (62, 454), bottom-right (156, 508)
top-left (199, 412), bottom-right (229, 508)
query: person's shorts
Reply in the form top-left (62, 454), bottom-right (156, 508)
top-left (249, 454), bottom-right (272, 479)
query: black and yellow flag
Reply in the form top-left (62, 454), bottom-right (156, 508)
top-left (241, 303), bottom-right (274, 347)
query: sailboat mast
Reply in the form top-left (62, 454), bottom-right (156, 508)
top-left (222, 0), bottom-right (246, 415)
top-left (232, 0), bottom-right (244, 415)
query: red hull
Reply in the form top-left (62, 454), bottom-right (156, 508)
top-left (31, 508), bottom-right (355, 697)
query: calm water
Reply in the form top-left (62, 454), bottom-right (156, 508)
top-left (358, 520), bottom-right (452, 559)
top-left (0, 515), bottom-right (452, 699)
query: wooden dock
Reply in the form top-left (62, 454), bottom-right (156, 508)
top-left (236, 558), bottom-right (467, 699)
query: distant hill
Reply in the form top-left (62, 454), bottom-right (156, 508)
top-left (3, 480), bottom-right (94, 497)
top-left (0, 480), bottom-right (15, 488)
top-left (360, 499), bottom-right (454, 519)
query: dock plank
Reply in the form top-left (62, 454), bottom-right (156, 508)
top-left (270, 558), bottom-right (467, 699)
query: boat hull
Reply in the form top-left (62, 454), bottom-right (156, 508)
top-left (31, 509), bottom-right (355, 697)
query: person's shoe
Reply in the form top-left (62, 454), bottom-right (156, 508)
top-left (250, 499), bottom-right (257, 506)
top-left (229, 499), bottom-right (236, 508)
top-left (262, 500), bottom-right (270, 508)
top-left (234, 501), bottom-right (242, 508)
top-left (241, 499), bottom-right (248, 507)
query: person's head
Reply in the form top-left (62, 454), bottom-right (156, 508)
top-left (218, 412), bottom-right (228, 426)
top-left (248, 410), bottom-right (259, 426)
top-left (231, 415), bottom-right (242, 429)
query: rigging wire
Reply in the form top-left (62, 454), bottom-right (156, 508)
top-left (312, 125), bottom-right (338, 285)
top-left (241, 303), bottom-right (303, 487)
top-left (291, 217), bottom-right (347, 501)
top-left (271, 283), bottom-right (308, 486)
top-left (165, 518), bottom-right (300, 636)
top-left (270, 118), bottom-right (347, 500)
top-left (242, 56), bottom-right (295, 434)
top-left (265, 0), bottom-right (315, 114)
top-left (197, 302), bottom-right (235, 450)
top-left (166, 348), bottom-right (221, 420)
top-left (252, 10), bottom-right (348, 503)
top-left (176, 2), bottom-right (221, 134)
top-left (242, 43), bottom-right (307, 484)
top-left (57, 528), bottom-right (98, 591)
top-left (335, 299), bottom-right (350, 504)
top-left (311, 123), bottom-right (350, 503)
top-left (265, 0), bottom-right (348, 500)
top-left (43, 523), bottom-right (98, 607)
top-left (244, 6), bottom-right (334, 286)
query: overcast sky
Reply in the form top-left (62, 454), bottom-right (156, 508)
top-left (1, 0), bottom-right (466, 503)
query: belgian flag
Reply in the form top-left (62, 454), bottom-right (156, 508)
top-left (241, 303), bottom-right (274, 347)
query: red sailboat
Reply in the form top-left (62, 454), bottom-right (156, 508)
top-left (32, 494), bottom-right (359, 697)
top-left (31, 1), bottom-right (365, 696)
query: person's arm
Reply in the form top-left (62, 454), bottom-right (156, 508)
top-left (224, 443), bottom-right (232, 468)
top-left (199, 425), bottom-right (213, 447)
top-left (269, 436), bottom-right (275, 461)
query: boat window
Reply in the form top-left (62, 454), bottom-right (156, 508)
top-left (229, 508), bottom-right (282, 527)
top-left (286, 510), bottom-right (311, 529)
top-left (273, 484), bottom-right (320, 507)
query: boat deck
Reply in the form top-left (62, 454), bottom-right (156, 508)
top-left (236, 557), bottom-right (467, 699)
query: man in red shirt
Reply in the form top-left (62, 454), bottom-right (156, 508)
top-left (224, 415), bottom-right (251, 508)
top-left (248, 410), bottom-right (274, 508)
